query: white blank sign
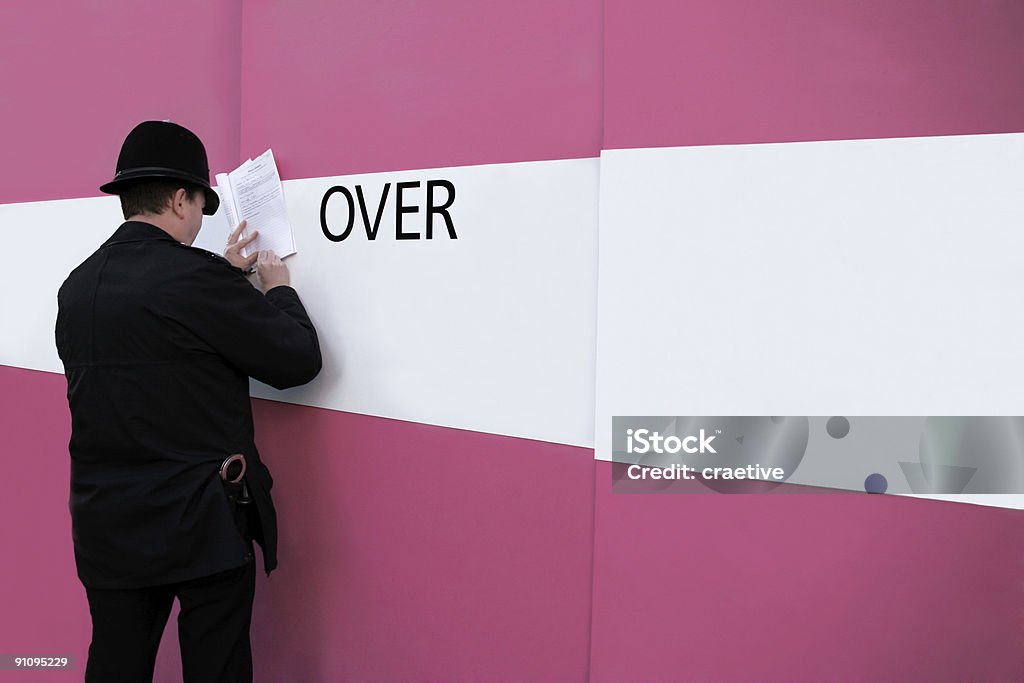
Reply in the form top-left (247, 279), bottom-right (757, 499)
top-left (595, 134), bottom-right (1024, 462)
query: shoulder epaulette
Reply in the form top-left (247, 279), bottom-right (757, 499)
top-left (175, 243), bottom-right (247, 276)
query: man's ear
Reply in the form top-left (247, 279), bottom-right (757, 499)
top-left (170, 187), bottom-right (189, 219)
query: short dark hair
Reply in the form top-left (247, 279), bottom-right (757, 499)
top-left (119, 179), bottom-right (204, 219)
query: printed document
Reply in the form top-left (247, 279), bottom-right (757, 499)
top-left (215, 149), bottom-right (296, 258)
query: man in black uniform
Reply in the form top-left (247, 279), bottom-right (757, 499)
top-left (55, 121), bottom-right (321, 682)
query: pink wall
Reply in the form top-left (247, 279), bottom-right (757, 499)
top-left (0, 2), bottom-right (242, 680)
top-left (604, 0), bottom-right (1024, 150)
top-left (594, 1), bottom-right (1024, 681)
top-left (239, 0), bottom-right (603, 178)
top-left (2, 1), bottom-right (1023, 681)
top-left (0, 0), bottom-right (243, 205)
top-left (213, 2), bottom-right (603, 680)
top-left (591, 483), bottom-right (1024, 681)
top-left (1, 1), bottom-right (601, 681)
top-left (245, 404), bottom-right (594, 682)
top-left (0, 368), bottom-right (89, 683)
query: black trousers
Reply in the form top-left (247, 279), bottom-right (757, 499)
top-left (84, 493), bottom-right (257, 683)
top-left (83, 558), bottom-right (255, 683)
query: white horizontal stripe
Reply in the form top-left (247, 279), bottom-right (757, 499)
top-left (1, 194), bottom-right (126, 373)
top-left (1, 158), bottom-right (600, 449)
top-left (594, 133), bottom-right (1024, 509)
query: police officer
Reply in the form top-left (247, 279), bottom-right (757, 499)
top-left (55, 121), bottom-right (322, 682)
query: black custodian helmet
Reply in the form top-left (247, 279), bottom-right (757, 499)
top-left (100, 120), bottom-right (220, 216)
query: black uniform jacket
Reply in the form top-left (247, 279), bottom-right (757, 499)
top-left (55, 221), bottom-right (321, 589)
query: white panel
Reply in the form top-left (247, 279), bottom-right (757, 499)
top-left (1, 158), bottom-right (599, 449)
top-left (594, 134), bottom-right (1024, 509)
top-left (251, 158), bottom-right (599, 446)
top-left (0, 195), bottom-right (125, 373)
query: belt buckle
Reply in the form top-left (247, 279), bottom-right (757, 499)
top-left (219, 453), bottom-right (247, 484)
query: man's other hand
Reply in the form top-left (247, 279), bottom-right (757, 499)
top-left (256, 250), bottom-right (290, 291)
top-left (224, 220), bottom-right (259, 270)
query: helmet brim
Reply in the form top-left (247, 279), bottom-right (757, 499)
top-left (100, 168), bottom-right (221, 216)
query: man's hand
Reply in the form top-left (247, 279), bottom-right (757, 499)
top-left (256, 250), bottom-right (290, 291)
top-left (224, 220), bottom-right (259, 271)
